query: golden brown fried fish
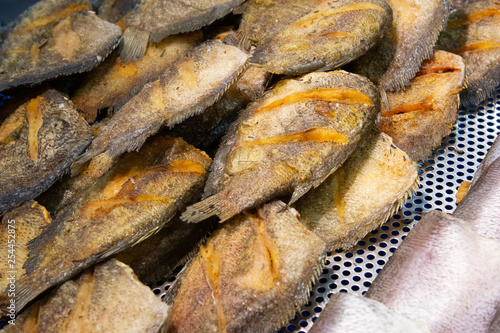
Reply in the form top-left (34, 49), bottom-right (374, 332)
top-left (0, 90), bottom-right (92, 216)
top-left (295, 128), bottom-right (419, 251)
top-left (0, 0), bottom-right (122, 92)
top-left (436, 0), bottom-right (500, 106)
top-left (235, 0), bottom-right (323, 48)
top-left (121, 0), bottom-right (245, 61)
top-left (3, 259), bottom-right (169, 333)
top-left (167, 201), bottom-right (326, 333)
top-left (250, 0), bottom-right (392, 75)
top-left (0, 136), bottom-right (211, 315)
top-left (182, 70), bottom-right (379, 223)
top-left (352, 0), bottom-right (449, 97)
top-left (73, 40), bottom-right (248, 169)
top-left (377, 50), bottom-right (465, 161)
top-left (166, 65), bottom-right (271, 149)
top-left (72, 30), bottom-right (203, 122)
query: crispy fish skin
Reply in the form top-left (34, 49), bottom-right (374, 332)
top-left (72, 30), bottom-right (203, 123)
top-left (116, 216), bottom-right (214, 285)
top-left (366, 210), bottom-right (500, 332)
top-left (295, 128), bottom-right (418, 251)
top-left (235, 0), bottom-right (324, 48)
top-left (436, 0), bottom-right (500, 106)
top-left (0, 3), bottom-right (122, 92)
top-left (377, 50), bottom-right (465, 161)
top-left (0, 201), bottom-right (52, 316)
top-left (1, 136), bottom-right (211, 315)
top-left (167, 201), bottom-right (326, 333)
top-left (352, 0), bottom-right (449, 94)
top-left (121, 0), bottom-right (245, 61)
top-left (182, 70), bottom-right (379, 223)
top-left (167, 65), bottom-right (271, 149)
top-left (73, 40), bottom-right (248, 168)
top-left (250, 0), bottom-right (392, 75)
top-left (0, 89), bottom-right (93, 216)
top-left (309, 293), bottom-right (430, 333)
top-left (4, 259), bottom-right (169, 333)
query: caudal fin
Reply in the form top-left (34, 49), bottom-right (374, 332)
top-left (120, 27), bottom-right (149, 62)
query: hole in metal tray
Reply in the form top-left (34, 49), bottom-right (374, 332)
top-left (153, 86), bottom-right (500, 333)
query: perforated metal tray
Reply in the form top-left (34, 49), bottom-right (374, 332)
top-left (153, 85), bottom-right (500, 333)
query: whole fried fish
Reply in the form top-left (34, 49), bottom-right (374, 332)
top-left (377, 50), bottom-right (465, 161)
top-left (121, 0), bottom-right (245, 61)
top-left (166, 65), bottom-right (271, 149)
top-left (0, 89), bottom-right (92, 215)
top-left (3, 259), bottom-right (170, 332)
top-left (166, 201), bottom-right (326, 333)
top-left (0, 136), bottom-right (211, 315)
top-left (309, 293), bottom-right (430, 333)
top-left (436, 0), bottom-right (500, 106)
top-left (250, 0), bottom-right (392, 75)
top-left (352, 0), bottom-right (449, 97)
top-left (295, 128), bottom-right (418, 251)
top-left (182, 70), bottom-right (379, 223)
top-left (235, 0), bottom-right (324, 48)
top-left (72, 30), bottom-right (203, 122)
top-left (0, 0), bottom-right (122, 92)
top-left (73, 40), bottom-right (248, 168)
top-left (367, 210), bottom-right (500, 332)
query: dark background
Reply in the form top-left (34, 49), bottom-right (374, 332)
top-left (0, 0), bottom-right (39, 27)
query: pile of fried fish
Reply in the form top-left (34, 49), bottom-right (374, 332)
top-left (0, 0), bottom-right (498, 331)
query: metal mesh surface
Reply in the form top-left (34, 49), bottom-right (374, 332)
top-left (153, 86), bottom-right (500, 333)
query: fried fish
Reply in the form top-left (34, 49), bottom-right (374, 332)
top-left (182, 70), bottom-right (379, 223)
top-left (295, 128), bottom-right (418, 251)
top-left (436, 0), bottom-right (500, 106)
top-left (250, 0), bottom-right (392, 75)
top-left (351, 0), bottom-right (449, 97)
top-left (121, 0), bottom-right (245, 61)
top-left (377, 50), bottom-right (465, 161)
top-left (72, 30), bottom-right (203, 122)
top-left (166, 201), bottom-right (326, 333)
top-left (3, 259), bottom-right (170, 332)
top-left (0, 0), bottom-right (122, 92)
top-left (73, 40), bottom-right (248, 168)
top-left (0, 89), bottom-right (93, 216)
top-left (0, 136), bottom-right (211, 315)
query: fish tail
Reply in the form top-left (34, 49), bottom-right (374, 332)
top-left (181, 194), bottom-right (237, 223)
top-left (120, 27), bottom-right (149, 62)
